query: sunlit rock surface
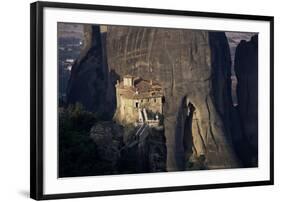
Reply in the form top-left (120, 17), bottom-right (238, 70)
top-left (106, 27), bottom-right (240, 171)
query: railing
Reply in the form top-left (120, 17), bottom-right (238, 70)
top-left (119, 124), bottom-right (149, 152)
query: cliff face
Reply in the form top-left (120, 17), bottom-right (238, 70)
top-left (66, 26), bottom-right (112, 117)
top-left (106, 27), bottom-right (240, 171)
top-left (234, 35), bottom-right (258, 166)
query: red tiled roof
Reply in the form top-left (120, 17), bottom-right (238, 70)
top-left (117, 77), bottom-right (163, 99)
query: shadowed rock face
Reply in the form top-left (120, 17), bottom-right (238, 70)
top-left (67, 25), bottom-right (103, 110)
top-left (67, 26), bottom-right (111, 117)
top-left (106, 27), bottom-right (240, 171)
top-left (234, 35), bottom-right (258, 166)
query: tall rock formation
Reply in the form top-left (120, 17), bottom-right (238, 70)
top-left (234, 35), bottom-right (258, 166)
top-left (66, 25), bottom-right (111, 117)
top-left (106, 27), bottom-right (240, 171)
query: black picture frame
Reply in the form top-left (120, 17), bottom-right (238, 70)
top-left (30, 1), bottom-right (274, 200)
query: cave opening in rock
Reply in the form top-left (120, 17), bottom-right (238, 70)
top-left (183, 100), bottom-right (196, 168)
top-left (175, 98), bottom-right (206, 171)
top-left (175, 97), bottom-right (198, 170)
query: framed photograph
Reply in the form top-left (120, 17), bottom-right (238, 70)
top-left (30, 1), bottom-right (274, 200)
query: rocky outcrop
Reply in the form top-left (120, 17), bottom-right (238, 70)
top-left (234, 35), bottom-right (258, 166)
top-left (89, 122), bottom-right (166, 174)
top-left (90, 121), bottom-right (123, 173)
top-left (147, 128), bottom-right (167, 172)
top-left (106, 27), bottom-right (240, 171)
top-left (66, 26), bottom-right (113, 117)
top-left (119, 126), bottom-right (166, 173)
top-left (225, 32), bottom-right (256, 106)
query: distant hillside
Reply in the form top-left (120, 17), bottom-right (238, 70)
top-left (58, 23), bottom-right (84, 38)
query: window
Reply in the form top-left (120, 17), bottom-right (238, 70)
top-left (135, 102), bottom-right (139, 108)
top-left (154, 98), bottom-right (157, 103)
